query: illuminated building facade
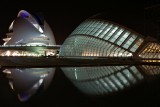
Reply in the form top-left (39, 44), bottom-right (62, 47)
top-left (1, 10), bottom-right (160, 102)
top-left (2, 10), bottom-right (57, 102)
top-left (59, 15), bottom-right (160, 95)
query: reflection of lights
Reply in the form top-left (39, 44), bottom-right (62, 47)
top-left (40, 74), bottom-right (48, 78)
top-left (9, 81), bottom-right (14, 90)
top-left (16, 69), bottom-right (23, 72)
top-left (74, 68), bottom-right (78, 80)
top-left (3, 69), bottom-right (11, 74)
top-left (33, 79), bottom-right (43, 88)
top-left (39, 27), bottom-right (43, 33)
top-left (40, 34), bottom-right (45, 37)
top-left (39, 79), bottom-right (43, 84)
top-left (17, 93), bottom-right (30, 102)
top-left (17, 78), bottom-right (44, 102)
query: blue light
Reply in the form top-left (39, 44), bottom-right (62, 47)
top-left (18, 92), bottom-right (30, 102)
top-left (19, 10), bottom-right (30, 18)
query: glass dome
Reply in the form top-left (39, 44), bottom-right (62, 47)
top-left (59, 13), bottom-right (149, 96)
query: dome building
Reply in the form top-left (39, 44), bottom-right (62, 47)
top-left (2, 10), bottom-right (160, 101)
top-left (59, 14), bottom-right (160, 95)
top-left (2, 10), bottom-right (56, 102)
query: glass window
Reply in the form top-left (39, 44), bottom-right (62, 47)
top-left (130, 66), bottom-right (144, 80)
top-left (114, 48), bottom-right (122, 56)
top-left (85, 21), bottom-right (97, 34)
top-left (99, 78), bottom-right (113, 92)
top-left (104, 26), bottom-right (118, 40)
top-left (94, 29), bottom-right (103, 37)
top-left (83, 23), bottom-right (93, 34)
top-left (116, 72), bottom-right (130, 87)
top-left (109, 28), bottom-right (124, 43)
top-left (106, 66), bottom-right (115, 74)
top-left (99, 24), bottom-right (113, 38)
top-left (97, 23), bottom-right (108, 37)
top-left (104, 77), bottom-right (118, 91)
top-left (115, 66), bottom-right (123, 70)
top-left (110, 75), bottom-right (124, 89)
top-left (95, 80), bottom-right (108, 94)
top-left (88, 81), bottom-right (100, 94)
top-left (106, 45), bottom-right (114, 56)
top-left (78, 82), bottom-right (94, 94)
top-left (89, 21), bottom-right (101, 36)
top-left (118, 49), bottom-right (125, 57)
top-left (123, 35), bottom-right (136, 49)
top-left (116, 31), bottom-right (130, 46)
top-left (122, 69), bottom-right (136, 84)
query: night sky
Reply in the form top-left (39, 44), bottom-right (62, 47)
top-left (0, 0), bottom-right (160, 107)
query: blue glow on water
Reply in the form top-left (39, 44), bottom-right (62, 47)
top-left (18, 92), bottom-right (30, 102)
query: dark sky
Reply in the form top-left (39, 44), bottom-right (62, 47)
top-left (0, 0), bottom-right (160, 107)
top-left (0, 0), bottom-right (146, 44)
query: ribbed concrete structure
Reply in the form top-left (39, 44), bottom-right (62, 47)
top-left (59, 14), bottom-right (160, 95)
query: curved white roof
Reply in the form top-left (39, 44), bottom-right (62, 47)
top-left (3, 10), bottom-right (56, 102)
top-left (5, 10), bottom-right (56, 45)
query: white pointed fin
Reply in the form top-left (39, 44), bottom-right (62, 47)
top-left (43, 21), bottom-right (56, 45)
top-left (10, 69), bottom-right (40, 92)
top-left (7, 17), bottom-right (42, 45)
top-left (9, 20), bottom-right (14, 31)
top-left (43, 69), bottom-right (55, 90)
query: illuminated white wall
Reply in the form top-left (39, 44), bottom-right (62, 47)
top-left (3, 10), bottom-right (56, 102)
